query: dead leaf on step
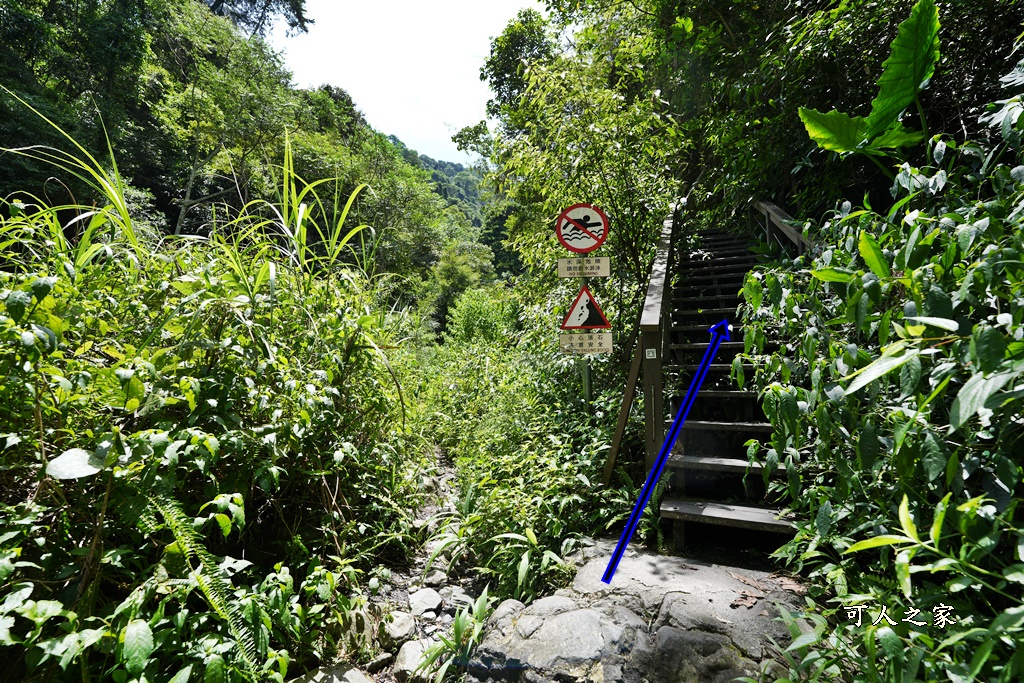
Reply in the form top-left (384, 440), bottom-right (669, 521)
top-left (730, 590), bottom-right (763, 609)
top-left (773, 576), bottom-right (807, 595)
top-left (759, 610), bottom-right (770, 617)
top-left (729, 571), bottom-right (766, 592)
top-left (714, 615), bottom-right (734, 624)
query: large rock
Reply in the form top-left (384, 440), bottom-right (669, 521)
top-left (382, 610), bottom-right (416, 649)
top-left (409, 587), bottom-right (443, 616)
top-left (288, 662), bottom-right (374, 683)
top-left (466, 539), bottom-right (806, 683)
top-left (393, 638), bottom-right (434, 683)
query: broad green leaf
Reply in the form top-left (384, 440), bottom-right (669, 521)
top-left (857, 423), bottom-right (878, 468)
top-left (30, 276), bottom-right (57, 301)
top-left (4, 290), bottom-right (32, 323)
top-left (973, 326), bottom-right (1006, 374)
top-left (903, 316), bottom-right (959, 331)
top-left (900, 354), bottom-right (922, 397)
top-left (921, 432), bottom-right (946, 482)
top-left (815, 501), bottom-right (832, 537)
top-left (1002, 564), bottom-right (1024, 584)
top-left (968, 640), bottom-right (996, 680)
top-left (950, 371), bottom-right (1016, 429)
top-left (991, 605), bottom-right (1024, 631)
top-left (844, 348), bottom-right (920, 395)
top-left (858, 231), bottom-right (890, 278)
top-left (798, 108), bottom-right (868, 152)
top-left (46, 448), bottom-right (104, 479)
top-left (846, 535), bottom-right (914, 553)
top-left (744, 275), bottom-right (763, 310)
top-left (168, 665), bottom-right (193, 683)
top-left (204, 654), bottom-right (226, 683)
top-left (810, 267), bottom-right (855, 283)
top-left (866, 122), bottom-right (926, 150)
top-left (899, 495), bottom-right (919, 542)
top-left (895, 549), bottom-right (913, 598)
top-left (122, 619), bottom-right (153, 676)
top-left (786, 631), bottom-right (820, 651)
top-left (864, 0), bottom-right (941, 138)
top-left (517, 551), bottom-right (530, 592)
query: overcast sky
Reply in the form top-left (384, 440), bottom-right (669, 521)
top-left (268, 0), bottom-right (544, 164)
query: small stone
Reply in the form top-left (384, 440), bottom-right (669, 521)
top-left (366, 653), bottom-right (393, 673)
top-left (424, 570), bottom-right (447, 587)
top-left (409, 587), bottom-right (443, 616)
top-left (421, 610), bottom-right (436, 621)
top-left (383, 611), bottom-right (416, 649)
top-left (393, 638), bottom-right (434, 683)
top-left (287, 662), bottom-right (374, 683)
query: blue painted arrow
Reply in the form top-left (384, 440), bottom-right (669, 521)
top-left (602, 319), bottom-right (731, 584)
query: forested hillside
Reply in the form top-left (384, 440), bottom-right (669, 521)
top-left (3, 0), bottom-right (1024, 681)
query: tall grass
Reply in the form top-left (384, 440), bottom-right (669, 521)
top-left (0, 97), bottom-right (423, 681)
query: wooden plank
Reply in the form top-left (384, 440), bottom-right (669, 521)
top-left (640, 214), bottom-right (675, 332)
top-left (668, 454), bottom-right (763, 473)
top-left (669, 453), bottom-right (786, 475)
top-left (660, 497), bottom-right (795, 532)
top-left (664, 420), bottom-right (773, 432)
top-left (602, 341), bottom-right (644, 487)
top-left (669, 341), bottom-right (745, 352)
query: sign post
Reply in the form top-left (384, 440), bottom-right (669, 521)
top-left (555, 203), bottom-right (611, 407)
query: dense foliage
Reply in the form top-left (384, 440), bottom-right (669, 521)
top-left (5, 0), bottom-right (1024, 680)
top-left (0, 127), bottom-right (425, 680)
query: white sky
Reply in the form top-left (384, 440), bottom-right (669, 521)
top-left (268, 0), bottom-right (544, 164)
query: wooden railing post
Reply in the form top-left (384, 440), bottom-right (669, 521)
top-left (640, 208), bottom-right (675, 472)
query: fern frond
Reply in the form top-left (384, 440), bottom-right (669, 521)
top-left (147, 493), bottom-right (260, 677)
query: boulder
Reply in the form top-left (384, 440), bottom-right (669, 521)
top-left (383, 611), bottom-right (416, 649)
top-left (393, 638), bottom-right (434, 683)
top-left (409, 587), bottom-right (443, 616)
top-left (424, 569), bottom-right (447, 587)
top-left (466, 539), bottom-right (805, 683)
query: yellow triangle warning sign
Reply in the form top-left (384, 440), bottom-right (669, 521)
top-left (561, 285), bottom-right (611, 330)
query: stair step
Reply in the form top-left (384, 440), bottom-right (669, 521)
top-left (669, 341), bottom-right (745, 352)
top-left (672, 307), bottom-right (740, 318)
top-left (660, 497), bottom-right (795, 532)
top-left (673, 285), bottom-right (743, 298)
top-left (682, 254), bottom-right (758, 265)
top-left (671, 293), bottom-right (742, 305)
top-left (683, 246), bottom-right (755, 257)
top-left (676, 270), bottom-right (749, 283)
top-left (668, 453), bottom-right (783, 474)
top-left (684, 390), bottom-right (758, 400)
top-left (665, 420), bottom-right (772, 433)
top-left (671, 324), bottom-right (746, 335)
top-left (677, 363), bottom-right (752, 373)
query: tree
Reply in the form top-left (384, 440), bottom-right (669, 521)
top-left (480, 8), bottom-right (554, 127)
top-left (205, 0), bottom-right (311, 36)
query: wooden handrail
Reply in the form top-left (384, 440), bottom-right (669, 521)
top-left (754, 200), bottom-right (814, 255)
top-left (640, 210), bottom-right (675, 332)
top-left (601, 205), bottom-right (676, 483)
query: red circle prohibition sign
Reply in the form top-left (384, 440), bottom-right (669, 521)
top-left (555, 203), bottom-right (610, 254)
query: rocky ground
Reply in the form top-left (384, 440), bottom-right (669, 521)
top-left (290, 455), bottom-right (807, 683)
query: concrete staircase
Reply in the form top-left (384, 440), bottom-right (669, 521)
top-left (658, 230), bottom-right (794, 548)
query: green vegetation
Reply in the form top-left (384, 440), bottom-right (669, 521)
top-left (3, 0), bottom-right (1024, 680)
